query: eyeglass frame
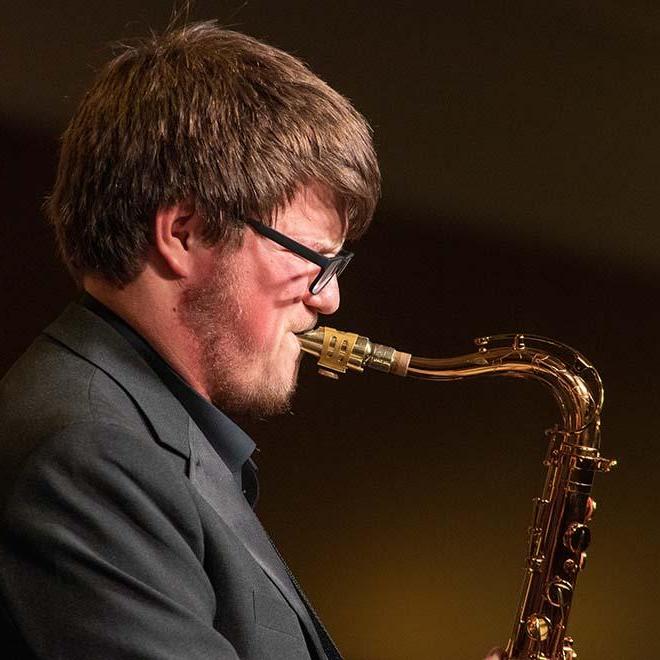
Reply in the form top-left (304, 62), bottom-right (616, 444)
top-left (245, 218), bottom-right (354, 295)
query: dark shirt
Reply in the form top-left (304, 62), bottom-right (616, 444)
top-left (81, 294), bottom-right (259, 507)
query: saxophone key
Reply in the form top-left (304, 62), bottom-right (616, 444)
top-left (578, 552), bottom-right (587, 571)
top-left (585, 497), bottom-right (596, 521)
top-left (525, 614), bottom-right (552, 641)
top-left (545, 578), bottom-right (573, 608)
top-left (563, 523), bottom-right (591, 554)
top-left (562, 637), bottom-right (578, 660)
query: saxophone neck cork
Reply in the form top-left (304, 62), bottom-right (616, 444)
top-left (390, 349), bottom-right (411, 376)
top-left (367, 342), bottom-right (411, 376)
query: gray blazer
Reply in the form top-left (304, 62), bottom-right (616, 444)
top-left (0, 303), bottom-right (330, 659)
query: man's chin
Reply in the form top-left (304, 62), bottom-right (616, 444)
top-left (211, 366), bottom-right (299, 418)
top-left (227, 383), bottom-right (297, 419)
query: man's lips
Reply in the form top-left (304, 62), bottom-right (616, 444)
top-left (293, 322), bottom-right (317, 335)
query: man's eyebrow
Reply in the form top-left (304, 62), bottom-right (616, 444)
top-left (301, 238), bottom-right (344, 252)
top-left (305, 239), bottom-right (343, 253)
top-left (308, 241), bottom-right (333, 252)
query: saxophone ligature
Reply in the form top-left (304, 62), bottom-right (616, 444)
top-left (297, 327), bottom-right (616, 660)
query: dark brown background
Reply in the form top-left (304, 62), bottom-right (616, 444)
top-left (2, 3), bottom-right (657, 659)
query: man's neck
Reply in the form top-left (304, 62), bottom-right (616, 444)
top-left (83, 271), bottom-right (212, 401)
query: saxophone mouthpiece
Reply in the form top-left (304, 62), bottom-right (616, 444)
top-left (297, 326), bottom-right (411, 378)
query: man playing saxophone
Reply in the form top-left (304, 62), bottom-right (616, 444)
top-left (0, 20), bottom-right (505, 659)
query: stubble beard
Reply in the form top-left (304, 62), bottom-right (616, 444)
top-left (178, 256), bottom-right (299, 417)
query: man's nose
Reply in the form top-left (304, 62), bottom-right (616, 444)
top-left (303, 275), bottom-right (340, 315)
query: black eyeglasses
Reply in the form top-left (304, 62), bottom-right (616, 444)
top-left (245, 219), bottom-right (353, 295)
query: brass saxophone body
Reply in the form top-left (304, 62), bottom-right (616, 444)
top-left (298, 327), bottom-right (616, 660)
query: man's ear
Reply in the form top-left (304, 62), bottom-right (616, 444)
top-left (153, 199), bottom-right (205, 278)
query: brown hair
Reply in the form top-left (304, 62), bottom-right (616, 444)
top-left (46, 21), bottom-right (380, 286)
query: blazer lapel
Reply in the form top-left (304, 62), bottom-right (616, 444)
top-left (44, 303), bottom-right (190, 459)
top-left (187, 422), bottom-right (326, 658)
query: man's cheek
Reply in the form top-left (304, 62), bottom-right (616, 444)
top-left (248, 308), bottom-right (281, 348)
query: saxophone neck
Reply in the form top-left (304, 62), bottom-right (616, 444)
top-left (297, 327), bottom-right (603, 434)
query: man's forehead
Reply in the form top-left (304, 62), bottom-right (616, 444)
top-left (279, 218), bottom-right (345, 252)
top-left (273, 185), bottom-right (346, 248)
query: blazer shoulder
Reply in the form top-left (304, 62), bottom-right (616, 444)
top-left (0, 334), bottom-right (164, 509)
top-left (1, 333), bottom-right (150, 440)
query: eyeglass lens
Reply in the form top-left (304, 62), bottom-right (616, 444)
top-left (312, 259), bottom-right (345, 294)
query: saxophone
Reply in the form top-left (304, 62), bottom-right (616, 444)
top-left (297, 327), bottom-right (616, 660)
